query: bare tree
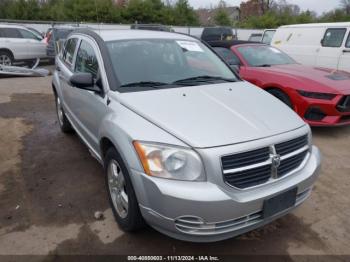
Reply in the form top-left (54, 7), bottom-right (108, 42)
top-left (341, 0), bottom-right (350, 14)
top-left (259, 0), bottom-right (275, 14)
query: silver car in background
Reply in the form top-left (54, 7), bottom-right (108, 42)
top-left (0, 24), bottom-right (46, 65)
top-left (52, 29), bottom-right (321, 242)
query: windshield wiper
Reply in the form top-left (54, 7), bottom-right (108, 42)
top-left (256, 64), bottom-right (272, 67)
top-left (120, 81), bottom-right (170, 88)
top-left (173, 76), bottom-right (236, 84)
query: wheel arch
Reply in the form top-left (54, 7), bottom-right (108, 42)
top-left (264, 86), bottom-right (295, 109)
top-left (0, 48), bottom-right (14, 58)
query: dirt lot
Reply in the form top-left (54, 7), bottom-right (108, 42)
top-left (0, 71), bottom-right (350, 260)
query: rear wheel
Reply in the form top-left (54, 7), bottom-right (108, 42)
top-left (267, 88), bottom-right (293, 109)
top-left (55, 94), bottom-right (73, 133)
top-left (105, 148), bottom-right (145, 231)
top-left (0, 50), bottom-right (13, 66)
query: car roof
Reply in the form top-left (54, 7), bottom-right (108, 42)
top-left (208, 40), bottom-right (263, 49)
top-left (72, 29), bottom-right (196, 42)
top-left (279, 22), bottom-right (350, 29)
top-left (0, 24), bottom-right (27, 29)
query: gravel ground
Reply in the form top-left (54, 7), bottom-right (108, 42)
top-left (0, 71), bottom-right (350, 261)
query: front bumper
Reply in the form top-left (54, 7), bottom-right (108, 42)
top-left (294, 93), bottom-right (350, 126)
top-left (132, 146), bottom-right (321, 242)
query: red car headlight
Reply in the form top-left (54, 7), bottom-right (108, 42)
top-left (297, 90), bottom-right (336, 100)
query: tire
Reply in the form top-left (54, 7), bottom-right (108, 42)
top-left (54, 94), bottom-right (73, 133)
top-left (105, 147), bottom-right (145, 232)
top-left (267, 88), bottom-right (293, 109)
top-left (0, 50), bottom-right (14, 66)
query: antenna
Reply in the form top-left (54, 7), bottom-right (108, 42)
top-left (93, 0), bottom-right (101, 34)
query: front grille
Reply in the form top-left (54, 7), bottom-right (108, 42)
top-left (275, 135), bottom-right (308, 155)
top-left (225, 165), bottom-right (271, 189)
top-left (278, 150), bottom-right (309, 177)
top-left (337, 96), bottom-right (350, 112)
top-left (221, 147), bottom-right (270, 170)
top-left (222, 135), bottom-right (309, 189)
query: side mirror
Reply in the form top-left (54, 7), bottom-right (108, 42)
top-left (320, 38), bottom-right (324, 45)
top-left (70, 73), bottom-right (101, 93)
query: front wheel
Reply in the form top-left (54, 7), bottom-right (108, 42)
top-left (105, 148), bottom-right (145, 231)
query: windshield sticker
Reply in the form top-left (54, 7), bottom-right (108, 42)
top-left (176, 41), bottom-right (203, 52)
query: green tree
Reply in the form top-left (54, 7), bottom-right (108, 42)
top-left (172, 0), bottom-right (199, 26)
top-left (214, 8), bottom-right (232, 26)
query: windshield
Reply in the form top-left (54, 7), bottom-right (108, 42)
top-left (237, 45), bottom-right (296, 67)
top-left (106, 39), bottom-right (238, 90)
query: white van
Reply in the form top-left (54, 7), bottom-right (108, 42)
top-left (271, 22), bottom-right (350, 72)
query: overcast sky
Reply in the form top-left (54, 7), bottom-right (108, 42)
top-left (189, 0), bottom-right (341, 15)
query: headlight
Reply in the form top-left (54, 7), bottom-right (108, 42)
top-left (298, 90), bottom-right (336, 100)
top-left (133, 141), bottom-right (205, 181)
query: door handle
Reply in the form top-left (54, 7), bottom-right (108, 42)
top-left (343, 50), bottom-right (350, 53)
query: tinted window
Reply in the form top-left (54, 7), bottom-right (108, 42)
top-left (53, 29), bottom-right (73, 41)
top-left (214, 47), bottom-right (241, 65)
top-left (75, 40), bottom-right (99, 79)
top-left (346, 33), bottom-right (350, 48)
top-left (19, 29), bottom-right (41, 40)
top-left (0, 28), bottom-right (22, 38)
top-left (63, 38), bottom-right (78, 67)
top-left (202, 28), bottom-right (233, 41)
top-left (237, 45), bottom-right (295, 66)
top-left (107, 39), bottom-right (237, 89)
top-left (322, 28), bottom-right (346, 47)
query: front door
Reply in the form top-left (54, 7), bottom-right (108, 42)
top-left (316, 28), bottom-right (347, 70)
top-left (68, 38), bottom-right (109, 153)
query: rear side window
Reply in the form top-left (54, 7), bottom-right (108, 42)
top-left (75, 40), bottom-right (99, 79)
top-left (63, 38), bottom-right (78, 67)
top-left (214, 47), bottom-right (241, 65)
top-left (322, 28), bottom-right (346, 47)
top-left (346, 33), bottom-right (350, 48)
top-left (0, 28), bottom-right (22, 38)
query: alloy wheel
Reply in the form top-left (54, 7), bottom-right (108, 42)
top-left (0, 54), bottom-right (11, 66)
top-left (108, 160), bottom-right (129, 219)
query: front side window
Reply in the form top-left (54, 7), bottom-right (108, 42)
top-left (262, 30), bottom-right (276, 44)
top-left (237, 45), bottom-right (296, 67)
top-left (107, 39), bottom-right (238, 91)
top-left (322, 28), bottom-right (346, 47)
top-left (19, 29), bottom-right (41, 41)
top-left (63, 38), bottom-right (78, 67)
top-left (214, 47), bottom-right (241, 65)
top-left (75, 40), bottom-right (99, 79)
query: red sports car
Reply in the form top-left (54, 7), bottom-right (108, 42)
top-left (210, 41), bottom-right (350, 126)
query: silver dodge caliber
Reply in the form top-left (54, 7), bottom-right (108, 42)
top-left (52, 29), bottom-right (321, 242)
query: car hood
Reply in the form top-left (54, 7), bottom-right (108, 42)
top-left (259, 64), bottom-right (350, 93)
top-left (118, 82), bottom-right (305, 148)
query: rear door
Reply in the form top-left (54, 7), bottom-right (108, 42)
top-left (57, 37), bottom-right (79, 121)
top-left (338, 29), bottom-right (350, 72)
top-left (0, 28), bottom-right (26, 60)
top-left (316, 28), bottom-right (347, 69)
